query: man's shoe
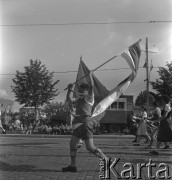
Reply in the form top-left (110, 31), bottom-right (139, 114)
top-left (62, 165), bottom-right (77, 172)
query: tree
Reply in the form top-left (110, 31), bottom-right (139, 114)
top-left (151, 61), bottom-right (172, 98)
top-left (11, 59), bottom-right (59, 121)
top-left (135, 90), bottom-right (155, 106)
top-left (42, 102), bottom-right (68, 125)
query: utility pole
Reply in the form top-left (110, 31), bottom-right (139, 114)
top-left (145, 37), bottom-right (149, 115)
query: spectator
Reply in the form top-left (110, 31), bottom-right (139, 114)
top-left (38, 123), bottom-right (45, 134)
top-left (59, 123), bottom-right (65, 134)
top-left (45, 125), bottom-right (52, 134)
top-left (146, 101), bottom-right (161, 148)
top-left (26, 123), bottom-right (33, 134)
top-left (14, 116), bottom-right (21, 130)
top-left (0, 111), bottom-right (6, 134)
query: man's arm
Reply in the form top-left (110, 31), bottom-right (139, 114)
top-left (88, 71), bottom-right (94, 96)
top-left (66, 84), bottom-right (75, 103)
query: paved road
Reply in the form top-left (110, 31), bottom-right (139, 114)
top-left (0, 135), bottom-right (171, 180)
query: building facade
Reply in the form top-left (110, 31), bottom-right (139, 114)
top-left (98, 95), bottom-right (134, 133)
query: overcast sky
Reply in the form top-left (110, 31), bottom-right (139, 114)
top-left (0, 0), bottom-right (172, 104)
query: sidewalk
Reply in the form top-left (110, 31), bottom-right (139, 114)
top-left (0, 135), bottom-right (171, 180)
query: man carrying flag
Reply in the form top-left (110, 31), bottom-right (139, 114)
top-left (66, 58), bottom-right (109, 148)
top-left (62, 71), bottom-right (108, 172)
top-left (62, 39), bottom-right (142, 173)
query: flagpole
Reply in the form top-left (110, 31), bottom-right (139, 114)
top-left (64, 54), bottom-right (118, 90)
top-left (64, 39), bottom-right (142, 90)
top-left (92, 38), bottom-right (142, 71)
top-left (145, 37), bottom-right (149, 115)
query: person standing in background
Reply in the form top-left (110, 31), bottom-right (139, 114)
top-left (146, 101), bottom-right (161, 148)
top-left (133, 106), bottom-right (151, 146)
top-left (0, 111), bottom-right (6, 134)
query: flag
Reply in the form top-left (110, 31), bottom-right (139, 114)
top-left (148, 59), bottom-right (153, 81)
top-left (74, 58), bottom-right (109, 104)
top-left (143, 62), bottom-right (148, 68)
top-left (92, 41), bottom-right (141, 118)
top-left (121, 42), bottom-right (141, 76)
top-left (150, 59), bottom-right (153, 72)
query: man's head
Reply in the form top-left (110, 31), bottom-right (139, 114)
top-left (78, 83), bottom-right (90, 95)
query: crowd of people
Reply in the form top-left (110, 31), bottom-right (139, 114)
top-left (0, 111), bottom-right (72, 135)
top-left (1, 121), bottom-right (73, 135)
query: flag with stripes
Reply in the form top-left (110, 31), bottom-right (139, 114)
top-left (92, 41), bottom-right (141, 118)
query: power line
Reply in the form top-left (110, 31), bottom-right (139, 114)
top-left (0, 66), bottom-right (159, 76)
top-left (152, 31), bottom-right (172, 47)
top-left (1, 20), bottom-right (172, 27)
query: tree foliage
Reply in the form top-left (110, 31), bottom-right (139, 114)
top-left (42, 102), bottom-right (68, 125)
top-left (135, 90), bottom-right (155, 106)
top-left (151, 61), bottom-right (172, 98)
top-left (11, 59), bottom-right (59, 108)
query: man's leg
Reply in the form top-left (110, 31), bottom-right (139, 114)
top-left (62, 135), bottom-right (80, 172)
top-left (70, 135), bottom-right (80, 167)
top-left (85, 138), bottom-right (108, 160)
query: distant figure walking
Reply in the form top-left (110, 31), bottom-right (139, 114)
top-left (0, 111), bottom-right (6, 134)
top-left (146, 101), bottom-right (161, 148)
top-left (133, 106), bottom-right (151, 146)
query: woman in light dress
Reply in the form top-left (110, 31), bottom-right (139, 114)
top-left (133, 106), bottom-right (151, 146)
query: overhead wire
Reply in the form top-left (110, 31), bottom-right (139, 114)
top-left (0, 66), bottom-right (159, 76)
top-left (0, 20), bottom-right (172, 27)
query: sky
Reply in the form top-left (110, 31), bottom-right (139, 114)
top-left (0, 0), bottom-right (172, 105)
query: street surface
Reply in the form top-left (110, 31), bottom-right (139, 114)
top-left (0, 135), bottom-right (171, 180)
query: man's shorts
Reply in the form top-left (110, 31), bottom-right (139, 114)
top-left (72, 120), bottom-right (95, 140)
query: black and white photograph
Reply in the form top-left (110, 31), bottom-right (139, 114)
top-left (0, 0), bottom-right (172, 179)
